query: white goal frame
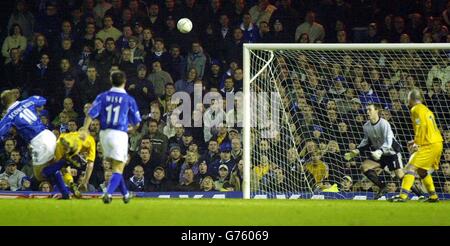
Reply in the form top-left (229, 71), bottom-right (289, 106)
top-left (242, 43), bottom-right (450, 199)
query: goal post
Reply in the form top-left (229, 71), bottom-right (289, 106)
top-left (243, 43), bottom-right (450, 200)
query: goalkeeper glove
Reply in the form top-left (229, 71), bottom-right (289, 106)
top-left (370, 149), bottom-right (383, 161)
top-left (344, 149), bottom-right (360, 161)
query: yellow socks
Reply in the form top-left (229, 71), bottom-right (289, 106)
top-left (400, 174), bottom-right (415, 200)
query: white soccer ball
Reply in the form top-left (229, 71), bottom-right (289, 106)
top-left (177, 18), bottom-right (193, 34)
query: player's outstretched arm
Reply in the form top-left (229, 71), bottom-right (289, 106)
top-left (81, 116), bottom-right (93, 135)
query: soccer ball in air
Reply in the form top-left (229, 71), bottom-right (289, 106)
top-left (177, 18), bottom-right (193, 34)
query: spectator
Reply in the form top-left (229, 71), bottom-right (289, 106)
top-left (30, 53), bottom-right (54, 97)
top-left (105, 0), bottom-right (123, 25)
top-left (224, 28), bottom-right (244, 64)
top-left (165, 144), bottom-right (184, 184)
top-left (76, 171), bottom-right (96, 192)
top-left (4, 48), bottom-right (27, 91)
top-left (25, 33), bottom-right (49, 68)
top-left (214, 164), bottom-right (233, 191)
top-left (229, 159), bottom-right (243, 191)
top-left (17, 176), bottom-right (32, 191)
top-left (93, 0), bottom-right (112, 27)
top-left (443, 180), bottom-right (450, 194)
top-left (195, 160), bottom-right (211, 184)
top-left (179, 151), bottom-right (200, 184)
top-left (53, 97), bottom-right (79, 124)
top-left (295, 11), bottom-right (325, 43)
top-left (304, 151), bottom-right (329, 186)
top-left (34, 3), bottom-right (62, 46)
top-left (203, 59), bottom-right (222, 90)
top-left (240, 13), bottom-right (260, 43)
top-left (116, 25), bottom-right (133, 50)
top-left (145, 38), bottom-right (171, 71)
top-left (7, 0), bottom-right (35, 40)
top-left (119, 48), bottom-right (138, 81)
top-left (80, 65), bottom-right (108, 104)
top-left (249, 0), bottom-right (277, 27)
top-left (297, 33), bottom-right (310, 44)
top-left (340, 175), bottom-right (353, 192)
top-left (128, 36), bottom-right (145, 64)
top-left (177, 168), bottom-right (199, 191)
top-left (147, 166), bottom-right (172, 192)
top-left (126, 165), bottom-right (146, 192)
top-left (186, 41), bottom-right (207, 79)
top-left (38, 180), bottom-right (51, 192)
top-left (126, 147), bottom-right (161, 179)
top-left (166, 44), bottom-right (186, 82)
top-left (267, 19), bottom-right (291, 43)
top-left (146, 3), bottom-right (165, 36)
top-left (175, 67), bottom-right (197, 94)
top-left (269, 0), bottom-right (300, 34)
top-left (67, 119), bottom-right (78, 133)
top-left (200, 175), bottom-right (215, 192)
top-left (230, 137), bottom-right (242, 161)
top-left (161, 16), bottom-right (186, 52)
top-left (2, 24), bottom-right (27, 64)
top-left (161, 0), bottom-right (182, 21)
top-left (146, 119), bottom-right (169, 156)
top-left (158, 83), bottom-right (176, 114)
top-left (217, 14), bottom-right (233, 46)
top-left (0, 178), bottom-right (10, 191)
top-left (0, 160), bottom-right (26, 191)
top-left (141, 28), bottom-right (155, 54)
top-left (210, 144), bottom-right (235, 177)
top-left (386, 181), bottom-right (398, 193)
top-left (8, 149), bottom-right (25, 171)
top-left (258, 21), bottom-right (271, 42)
top-left (95, 37), bottom-right (121, 78)
top-left (128, 64), bottom-right (155, 115)
top-left (96, 15), bottom-right (122, 42)
top-left (147, 61), bottom-right (173, 97)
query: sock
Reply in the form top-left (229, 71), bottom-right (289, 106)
top-left (364, 170), bottom-right (384, 189)
top-left (396, 176), bottom-right (423, 196)
top-left (42, 160), bottom-right (66, 178)
top-left (54, 171), bottom-right (70, 198)
top-left (400, 174), bottom-right (415, 199)
top-left (106, 173), bottom-right (122, 196)
top-left (119, 175), bottom-right (129, 197)
top-left (63, 171), bottom-right (74, 185)
top-left (422, 175), bottom-right (438, 199)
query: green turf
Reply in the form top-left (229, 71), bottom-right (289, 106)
top-left (0, 198), bottom-right (449, 226)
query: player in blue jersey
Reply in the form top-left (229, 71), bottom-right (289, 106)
top-left (0, 90), bottom-right (60, 187)
top-left (82, 71), bottom-right (141, 204)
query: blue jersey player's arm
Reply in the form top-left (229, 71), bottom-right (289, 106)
top-left (127, 97), bottom-right (142, 132)
top-left (82, 94), bottom-right (103, 131)
top-left (30, 95), bottom-right (47, 113)
top-left (30, 96), bottom-right (47, 107)
top-left (0, 116), bottom-right (12, 141)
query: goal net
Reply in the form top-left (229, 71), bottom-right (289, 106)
top-left (243, 44), bottom-right (450, 199)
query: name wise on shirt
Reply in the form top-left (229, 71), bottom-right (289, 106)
top-left (106, 95), bottom-right (123, 103)
top-left (8, 101), bottom-right (35, 120)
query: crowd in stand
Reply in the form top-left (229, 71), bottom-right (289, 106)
top-left (1, 0), bottom-right (450, 194)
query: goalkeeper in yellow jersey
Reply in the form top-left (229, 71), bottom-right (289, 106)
top-left (389, 88), bottom-right (443, 202)
top-left (41, 131), bottom-right (96, 199)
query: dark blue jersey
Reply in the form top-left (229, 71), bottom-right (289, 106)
top-left (0, 96), bottom-right (47, 142)
top-left (88, 87), bottom-right (142, 132)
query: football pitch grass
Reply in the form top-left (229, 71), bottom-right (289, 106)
top-left (0, 198), bottom-right (449, 226)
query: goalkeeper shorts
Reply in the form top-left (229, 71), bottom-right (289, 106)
top-left (369, 153), bottom-right (403, 171)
